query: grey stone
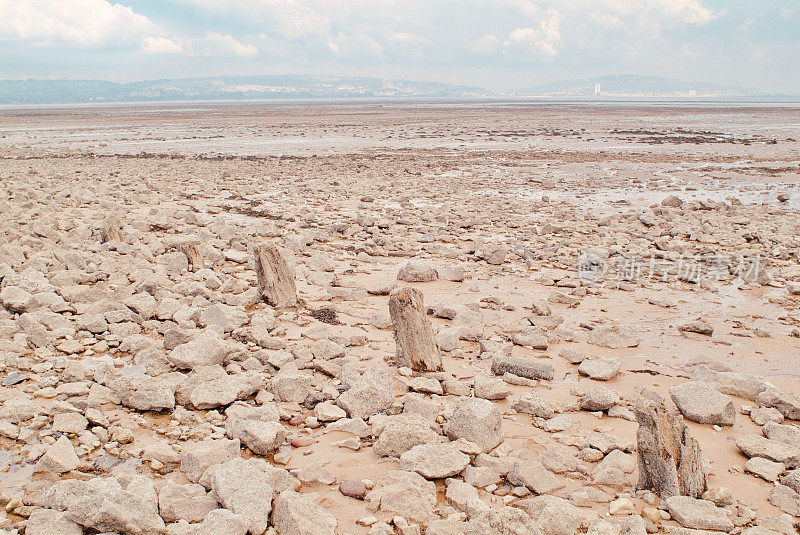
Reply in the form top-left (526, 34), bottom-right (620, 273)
top-left (507, 458), bottom-right (565, 494)
top-left (745, 457), bottom-right (785, 482)
top-left (180, 438), bottom-right (241, 483)
top-left (365, 470), bottom-right (438, 523)
top-left (374, 413), bottom-right (440, 457)
top-left (587, 325), bottom-right (639, 348)
top-left (491, 354), bottom-right (554, 381)
top-left (578, 357), bottom-right (622, 381)
top-left (445, 396), bottom-right (503, 453)
top-left (26, 508), bottom-right (82, 535)
top-left (669, 381), bottom-right (735, 426)
top-left (734, 434), bottom-right (800, 467)
top-left (34, 435), bottom-right (79, 473)
top-left (211, 458), bottom-right (274, 535)
top-left (43, 476), bottom-right (165, 535)
top-left (400, 443), bottom-right (470, 479)
top-left (580, 386), bottom-right (621, 411)
top-left (337, 368), bottom-right (395, 419)
top-left (665, 496), bottom-right (733, 531)
top-left (158, 482), bottom-right (218, 523)
top-left (271, 490), bottom-right (337, 535)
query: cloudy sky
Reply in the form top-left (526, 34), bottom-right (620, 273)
top-left (1, 0), bottom-right (798, 92)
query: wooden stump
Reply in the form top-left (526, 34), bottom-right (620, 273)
top-left (634, 389), bottom-right (707, 498)
top-left (177, 240), bottom-right (203, 272)
top-left (252, 243), bottom-right (296, 307)
top-left (100, 213), bottom-right (123, 243)
top-left (388, 287), bottom-right (442, 372)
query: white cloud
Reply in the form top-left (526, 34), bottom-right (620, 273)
top-left (141, 32), bottom-right (260, 58)
top-left (198, 32), bottom-right (259, 57)
top-left (174, 0), bottom-right (329, 40)
top-left (652, 0), bottom-right (717, 25)
top-left (588, 11), bottom-right (623, 29)
top-left (0, 0), bottom-right (156, 46)
top-left (328, 33), bottom-right (383, 59)
top-left (387, 32), bottom-right (428, 47)
top-left (471, 34), bottom-right (500, 55)
top-left (503, 8), bottom-right (561, 60)
top-left (142, 36), bottom-right (183, 55)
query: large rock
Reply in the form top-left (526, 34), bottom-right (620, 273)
top-left (691, 365), bottom-right (774, 401)
top-left (734, 434), bottom-right (800, 467)
top-left (491, 354), bottom-right (554, 381)
top-left (106, 368), bottom-right (179, 412)
top-left (768, 484), bottom-right (800, 516)
top-left (224, 410), bottom-right (287, 460)
top-left (25, 508), bottom-right (82, 535)
top-left (373, 413), bottom-right (441, 457)
top-left (755, 387), bottom-right (800, 420)
top-left (512, 393), bottom-right (572, 419)
top-left (168, 508), bottom-right (248, 535)
top-left (189, 371), bottom-right (263, 409)
top-left (514, 495), bottom-right (598, 535)
top-left (592, 449), bottom-right (637, 489)
top-left (587, 325), bottom-right (639, 348)
top-left (388, 286), bottom-right (442, 372)
top-left (511, 327), bottom-right (549, 349)
top-left (764, 421), bottom-right (800, 444)
top-left (168, 330), bottom-right (231, 370)
top-left (337, 368), bottom-right (395, 419)
top-left (745, 457), bottom-right (785, 482)
top-left (669, 381), bottom-right (735, 426)
top-left (158, 482), bottom-right (218, 523)
top-left (580, 386), bottom-right (620, 411)
top-left (365, 470), bottom-right (438, 523)
top-left (271, 363), bottom-right (313, 403)
top-left (634, 390), bottom-right (707, 498)
top-left (466, 506), bottom-right (537, 534)
top-left (397, 261), bottom-right (438, 282)
top-left (400, 443), bottom-right (470, 479)
top-left (507, 458), bottom-right (565, 494)
top-left (180, 438), bottom-right (241, 483)
top-left (665, 496), bottom-right (734, 531)
top-left (271, 490), bottom-right (337, 535)
top-left (234, 420), bottom-right (286, 455)
top-left (200, 303), bottom-right (249, 333)
top-left (252, 242), bottom-right (296, 307)
top-left (210, 458), bottom-right (274, 535)
top-left (0, 285), bottom-right (33, 313)
top-left (34, 435), bottom-right (79, 473)
top-left (43, 476), bottom-right (165, 535)
top-left (578, 358), bottom-right (622, 381)
top-left (445, 396), bottom-right (503, 453)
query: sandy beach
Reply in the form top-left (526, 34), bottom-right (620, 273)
top-left (1, 102), bottom-right (799, 534)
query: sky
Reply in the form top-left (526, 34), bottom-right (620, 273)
top-left (1, 0), bottom-right (798, 93)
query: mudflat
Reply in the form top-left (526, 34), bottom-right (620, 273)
top-left (1, 102), bottom-right (799, 534)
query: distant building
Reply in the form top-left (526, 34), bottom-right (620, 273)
top-left (594, 83), bottom-right (601, 96)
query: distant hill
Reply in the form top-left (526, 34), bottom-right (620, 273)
top-left (518, 75), bottom-right (761, 97)
top-left (0, 75), bottom-right (492, 104)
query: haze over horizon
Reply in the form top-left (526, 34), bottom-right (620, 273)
top-left (1, 1), bottom-right (798, 94)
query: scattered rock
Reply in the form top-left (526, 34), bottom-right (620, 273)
top-left (669, 381), bottom-right (736, 426)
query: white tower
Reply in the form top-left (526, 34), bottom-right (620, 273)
top-left (594, 83), bottom-right (601, 96)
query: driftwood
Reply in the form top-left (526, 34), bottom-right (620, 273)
top-left (99, 213), bottom-right (123, 243)
top-left (252, 243), bottom-right (296, 307)
top-left (634, 389), bottom-right (707, 498)
top-left (177, 240), bottom-right (203, 272)
top-left (388, 286), bottom-right (442, 372)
